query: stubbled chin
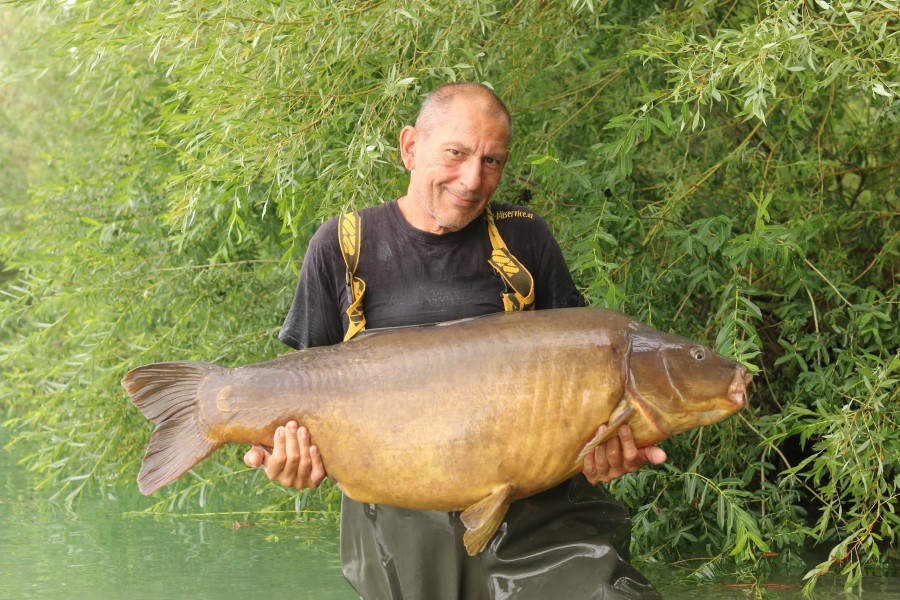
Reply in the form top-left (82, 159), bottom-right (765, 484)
top-left (435, 206), bottom-right (483, 231)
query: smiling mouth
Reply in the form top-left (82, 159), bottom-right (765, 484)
top-left (444, 188), bottom-right (483, 205)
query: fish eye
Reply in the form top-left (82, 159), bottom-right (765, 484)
top-left (691, 347), bottom-right (706, 361)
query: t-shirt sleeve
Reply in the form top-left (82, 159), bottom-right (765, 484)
top-left (278, 219), bottom-right (346, 350)
top-left (536, 241), bottom-right (585, 309)
top-left (525, 213), bottom-right (585, 310)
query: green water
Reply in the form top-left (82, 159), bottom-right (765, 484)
top-left (0, 435), bottom-right (357, 600)
top-left (2, 433), bottom-right (896, 600)
top-left (0, 501), bottom-right (354, 600)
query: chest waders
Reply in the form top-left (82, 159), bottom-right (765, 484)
top-left (338, 204), bottom-right (535, 342)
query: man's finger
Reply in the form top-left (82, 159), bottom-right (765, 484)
top-left (309, 445), bottom-right (326, 487)
top-left (583, 425), bottom-right (608, 484)
top-left (278, 421), bottom-right (302, 486)
top-left (642, 446), bottom-right (668, 465)
top-left (298, 425), bottom-right (312, 471)
top-left (265, 426), bottom-right (287, 480)
top-left (617, 424), bottom-right (646, 470)
top-left (243, 445), bottom-right (269, 469)
top-left (583, 444), bottom-right (597, 479)
top-left (604, 429), bottom-right (623, 469)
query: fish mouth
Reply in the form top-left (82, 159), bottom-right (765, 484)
top-left (727, 368), bottom-right (752, 408)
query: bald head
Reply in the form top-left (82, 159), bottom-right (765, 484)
top-left (414, 83), bottom-right (512, 144)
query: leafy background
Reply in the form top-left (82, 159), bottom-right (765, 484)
top-left (2, 0), bottom-right (897, 593)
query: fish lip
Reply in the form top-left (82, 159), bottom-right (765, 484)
top-left (728, 390), bottom-right (746, 407)
top-left (727, 368), bottom-right (752, 408)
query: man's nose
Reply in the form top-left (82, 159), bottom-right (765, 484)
top-left (457, 158), bottom-right (483, 191)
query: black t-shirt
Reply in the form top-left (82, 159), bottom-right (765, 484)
top-left (279, 200), bottom-right (584, 349)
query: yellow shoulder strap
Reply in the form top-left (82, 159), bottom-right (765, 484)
top-left (338, 212), bottom-right (366, 341)
top-left (484, 204), bottom-right (536, 311)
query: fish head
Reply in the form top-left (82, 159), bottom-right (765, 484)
top-left (624, 326), bottom-right (751, 444)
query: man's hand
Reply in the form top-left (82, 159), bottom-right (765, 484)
top-left (243, 420), bottom-right (327, 490)
top-left (582, 424), bottom-right (667, 484)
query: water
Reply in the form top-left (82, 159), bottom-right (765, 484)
top-left (0, 503), bottom-right (355, 600)
top-left (0, 434), bottom-right (356, 600)
top-left (2, 432), bottom-right (896, 600)
top-left (643, 564), bottom-right (900, 600)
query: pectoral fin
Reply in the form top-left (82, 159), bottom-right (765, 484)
top-left (575, 401), bottom-right (635, 464)
top-left (460, 483), bottom-right (513, 556)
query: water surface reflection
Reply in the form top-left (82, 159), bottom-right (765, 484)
top-left (0, 439), bottom-right (355, 600)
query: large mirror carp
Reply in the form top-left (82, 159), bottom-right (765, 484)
top-left (122, 307), bottom-right (751, 555)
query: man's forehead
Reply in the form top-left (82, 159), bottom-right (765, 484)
top-left (431, 123), bottom-right (508, 147)
top-left (426, 117), bottom-right (509, 151)
top-left (423, 96), bottom-right (509, 140)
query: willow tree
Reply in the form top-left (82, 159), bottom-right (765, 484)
top-left (2, 0), bottom-right (897, 593)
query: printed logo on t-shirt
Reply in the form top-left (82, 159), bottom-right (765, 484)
top-left (493, 210), bottom-right (534, 220)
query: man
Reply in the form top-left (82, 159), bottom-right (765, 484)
top-left (245, 83), bottom-right (666, 599)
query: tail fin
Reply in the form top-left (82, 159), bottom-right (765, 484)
top-left (121, 361), bottom-right (224, 495)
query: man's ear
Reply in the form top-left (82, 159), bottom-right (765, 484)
top-left (399, 125), bottom-right (418, 170)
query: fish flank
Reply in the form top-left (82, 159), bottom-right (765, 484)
top-left (529, 359), bottom-right (570, 483)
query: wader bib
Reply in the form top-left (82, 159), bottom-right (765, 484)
top-left (334, 205), bottom-right (660, 600)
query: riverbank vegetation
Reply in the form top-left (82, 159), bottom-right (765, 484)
top-left (1, 0), bottom-right (896, 593)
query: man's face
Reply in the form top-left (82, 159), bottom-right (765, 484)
top-left (401, 98), bottom-right (510, 234)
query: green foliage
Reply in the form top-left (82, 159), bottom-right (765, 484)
top-left (2, 0), bottom-right (897, 592)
